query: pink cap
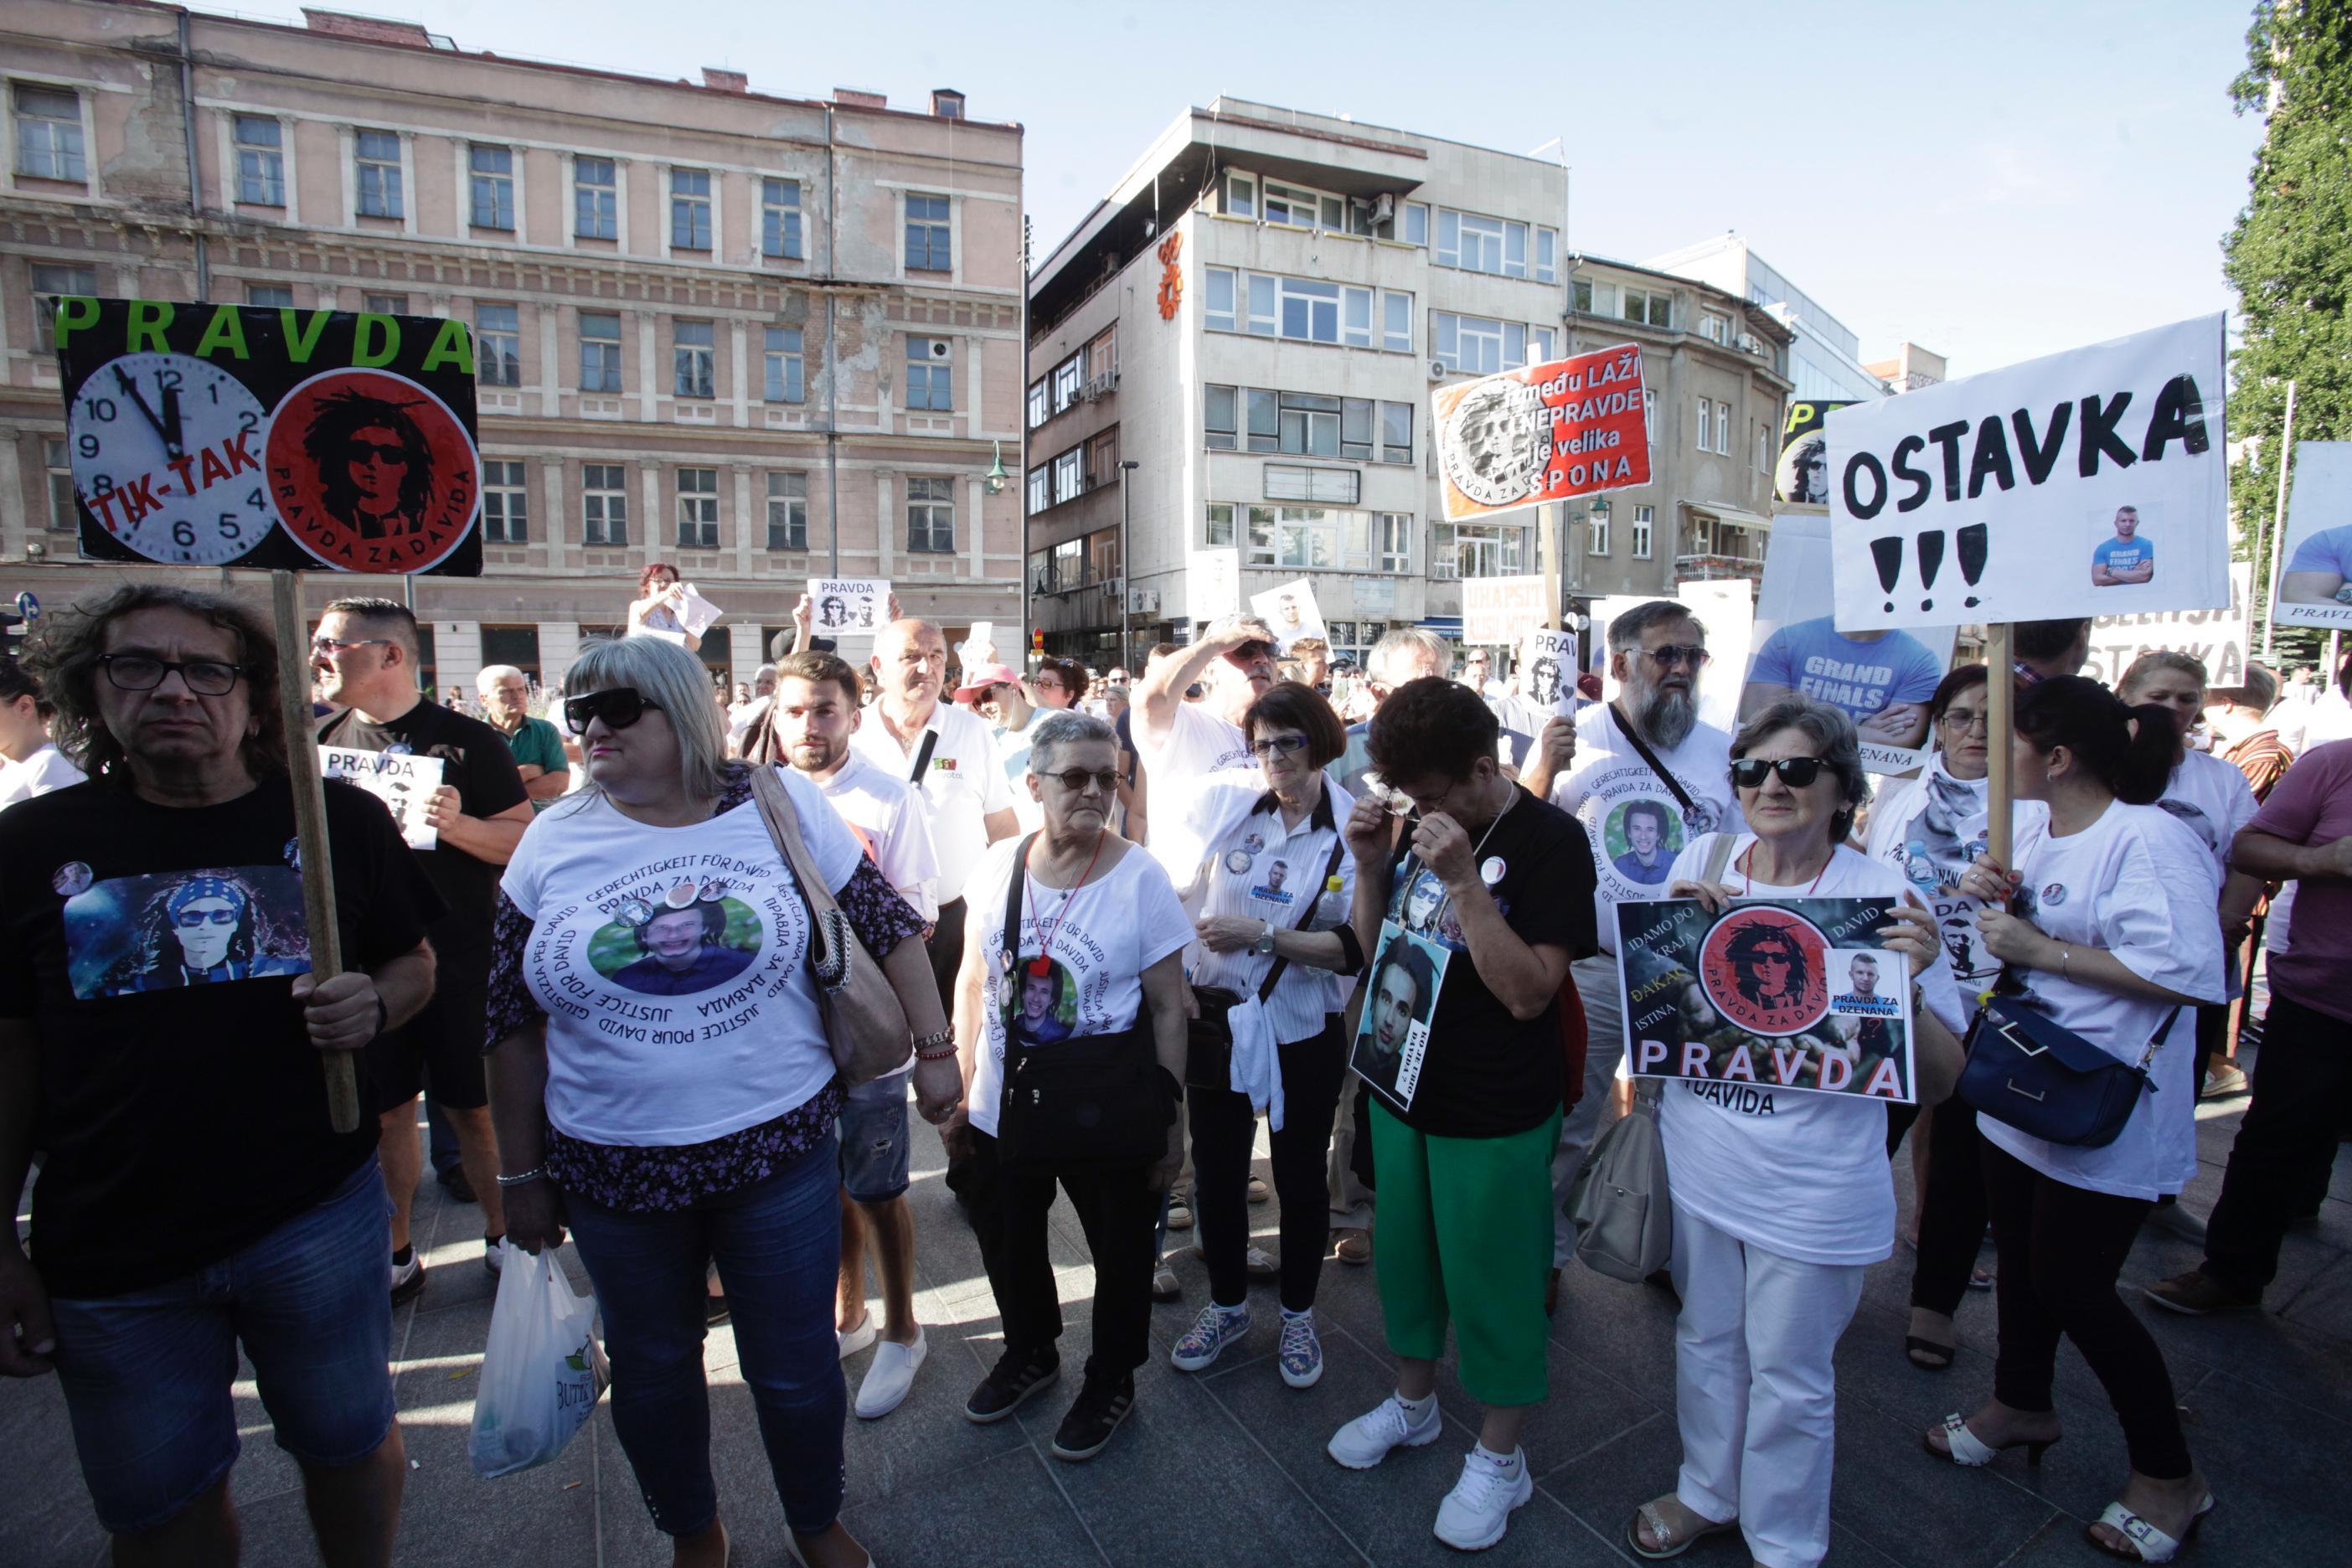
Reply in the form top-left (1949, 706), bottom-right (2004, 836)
top-left (952, 662), bottom-right (1024, 702)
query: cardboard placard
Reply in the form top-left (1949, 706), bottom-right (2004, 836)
top-left (2272, 441), bottom-right (2352, 629)
top-left (1462, 574), bottom-right (1550, 646)
top-left (807, 578), bottom-right (889, 635)
top-left (1776, 400), bottom-right (1858, 506)
top-left (2081, 560), bottom-right (2253, 688)
top-left (1435, 343), bottom-right (1653, 522)
top-left (50, 297), bottom-right (482, 575)
top-left (1518, 627), bottom-right (1580, 717)
top-left (1825, 314), bottom-right (2227, 631)
top-left (1190, 549), bottom-right (1241, 622)
top-left (1250, 578), bottom-right (1329, 653)
top-left (321, 746), bottom-right (446, 849)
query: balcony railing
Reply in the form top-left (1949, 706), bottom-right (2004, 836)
top-left (1674, 552), bottom-right (1763, 582)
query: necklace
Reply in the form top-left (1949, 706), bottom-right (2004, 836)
top-left (1402, 787), bottom-right (1518, 931)
top-left (1740, 841), bottom-right (1830, 896)
top-left (1024, 831), bottom-right (1107, 977)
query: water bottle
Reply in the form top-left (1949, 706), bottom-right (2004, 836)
top-left (1313, 874), bottom-right (1349, 930)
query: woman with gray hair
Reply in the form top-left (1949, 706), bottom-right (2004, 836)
top-left (1625, 698), bottom-right (1968, 1568)
top-left (484, 635), bottom-right (957, 1568)
top-left (947, 709), bottom-right (1192, 1463)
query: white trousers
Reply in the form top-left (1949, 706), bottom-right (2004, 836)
top-left (1552, 954), bottom-right (1625, 1266)
top-left (1668, 1205), bottom-right (1865, 1568)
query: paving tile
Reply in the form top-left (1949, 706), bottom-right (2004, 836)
top-left (0, 1370), bottom-right (106, 1565)
top-left (837, 1444), bottom-right (1105, 1568)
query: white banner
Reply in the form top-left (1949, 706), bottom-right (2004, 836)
top-left (1190, 550), bottom-right (1240, 622)
top-left (1826, 314), bottom-right (2228, 631)
top-left (322, 746), bottom-right (446, 849)
top-left (807, 578), bottom-right (889, 635)
top-left (1250, 577), bottom-right (1330, 653)
top-left (2082, 560), bottom-right (2254, 688)
top-left (2273, 441), bottom-right (2352, 630)
top-left (1462, 574), bottom-right (1550, 645)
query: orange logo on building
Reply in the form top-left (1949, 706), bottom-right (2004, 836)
top-left (1156, 233), bottom-right (1183, 320)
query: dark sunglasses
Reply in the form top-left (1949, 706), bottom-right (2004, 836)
top-left (1730, 756), bottom-right (1833, 791)
top-left (346, 441), bottom-right (411, 466)
top-left (1224, 640), bottom-right (1276, 666)
top-left (1042, 767), bottom-right (1119, 794)
top-left (565, 688), bottom-right (661, 733)
top-left (1639, 644), bottom-right (1712, 669)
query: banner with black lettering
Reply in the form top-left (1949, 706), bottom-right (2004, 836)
top-left (49, 296), bottom-right (482, 575)
top-left (1824, 314), bottom-right (2226, 632)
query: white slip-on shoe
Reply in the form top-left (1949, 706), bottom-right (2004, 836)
top-left (854, 1328), bottom-right (926, 1419)
top-left (837, 1317), bottom-right (879, 1360)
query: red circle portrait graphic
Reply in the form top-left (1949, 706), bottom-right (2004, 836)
top-left (1697, 906), bottom-right (1833, 1038)
top-left (264, 369), bottom-right (478, 573)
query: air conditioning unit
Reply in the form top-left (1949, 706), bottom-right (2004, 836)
top-left (1429, 360), bottom-right (1449, 381)
top-left (1736, 333), bottom-right (1761, 355)
top-left (921, 338), bottom-right (952, 359)
top-left (1081, 370), bottom-right (1119, 400)
top-left (1372, 193), bottom-right (1395, 224)
top-left (1129, 588), bottom-right (1160, 614)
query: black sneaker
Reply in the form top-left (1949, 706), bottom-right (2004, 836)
top-left (389, 1248), bottom-right (426, 1305)
top-left (964, 1349), bottom-right (1059, 1424)
top-left (1050, 1373), bottom-right (1135, 1462)
top-left (705, 1292), bottom-right (731, 1327)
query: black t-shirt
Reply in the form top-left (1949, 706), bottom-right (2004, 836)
top-left (0, 776), bottom-right (440, 1297)
top-left (1380, 787), bottom-right (1597, 1137)
top-left (319, 699), bottom-right (528, 987)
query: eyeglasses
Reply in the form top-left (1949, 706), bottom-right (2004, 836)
top-left (1251, 734), bottom-right (1310, 759)
top-left (1225, 640), bottom-right (1276, 666)
top-left (565, 688), bottom-right (662, 733)
top-left (1638, 645), bottom-right (1712, 669)
top-left (1940, 708), bottom-right (1988, 733)
top-left (347, 441), bottom-right (410, 466)
top-left (1730, 756), bottom-right (1832, 791)
top-left (99, 654), bottom-right (245, 695)
top-left (311, 636), bottom-right (393, 657)
top-left (1042, 767), bottom-right (1119, 794)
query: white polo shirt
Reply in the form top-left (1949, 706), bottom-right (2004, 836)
top-left (847, 699), bottom-right (1011, 906)
top-left (802, 753), bottom-right (941, 923)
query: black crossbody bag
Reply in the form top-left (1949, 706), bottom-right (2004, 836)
top-left (994, 834), bottom-right (1173, 1168)
top-left (1610, 703), bottom-right (1699, 818)
top-left (1186, 833), bottom-right (1349, 1090)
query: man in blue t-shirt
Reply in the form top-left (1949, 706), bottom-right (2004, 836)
top-left (2091, 505), bottom-right (2156, 586)
top-left (2282, 523), bottom-right (2352, 607)
top-left (1741, 614), bottom-right (1943, 749)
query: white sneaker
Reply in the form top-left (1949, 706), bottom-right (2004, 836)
top-left (837, 1317), bottom-right (879, 1359)
top-left (1433, 1447), bottom-right (1533, 1551)
top-left (854, 1327), bottom-right (926, 1419)
top-left (1327, 1392), bottom-right (1442, 1470)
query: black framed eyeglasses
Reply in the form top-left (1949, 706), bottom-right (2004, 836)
top-left (565, 688), bottom-right (661, 733)
top-left (100, 654), bottom-right (245, 695)
top-left (1730, 756), bottom-right (1830, 791)
top-left (1639, 644), bottom-right (1712, 669)
top-left (1251, 734), bottom-right (1310, 758)
top-left (1042, 767), bottom-right (1118, 794)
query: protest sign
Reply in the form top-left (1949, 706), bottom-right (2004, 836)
top-left (1435, 343), bottom-right (1652, 522)
top-left (1617, 895), bottom-right (1916, 1103)
top-left (1742, 512), bottom-right (1954, 775)
top-left (1190, 549), bottom-right (1241, 621)
top-left (1250, 577), bottom-right (1329, 653)
top-left (50, 297), bottom-right (482, 575)
top-left (1775, 400), bottom-right (1857, 506)
top-left (1825, 314), bottom-right (2227, 632)
top-left (1519, 627), bottom-right (1579, 716)
top-left (322, 746), bottom-right (446, 849)
top-left (1462, 574), bottom-right (1550, 645)
top-left (2272, 441), bottom-right (2352, 630)
top-left (1591, 586), bottom-right (1750, 737)
top-left (1350, 921), bottom-right (1451, 1113)
top-left (2081, 560), bottom-right (2253, 687)
top-left (807, 578), bottom-right (888, 635)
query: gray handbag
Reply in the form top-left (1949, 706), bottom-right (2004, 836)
top-left (1565, 832), bottom-right (1739, 1283)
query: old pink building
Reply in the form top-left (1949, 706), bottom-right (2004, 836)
top-left (0, 0), bottom-right (1024, 691)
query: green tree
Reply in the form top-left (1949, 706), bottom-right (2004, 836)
top-left (2224, 0), bottom-right (2352, 671)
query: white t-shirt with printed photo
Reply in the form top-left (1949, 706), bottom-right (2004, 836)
top-left (1133, 700), bottom-right (1261, 895)
top-left (1652, 838), bottom-right (1966, 1267)
top-left (2154, 748), bottom-right (2258, 879)
top-left (962, 836), bottom-right (1194, 1139)
top-left (847, 699), bottom-right (1012, 906)
top-left (1978, 801), bottom-right (2226, 1200)
top-left (1551, 704), bottom-right (1746, 953)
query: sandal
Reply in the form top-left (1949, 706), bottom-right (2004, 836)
top-left (2087, 1494), bottom-right (2215, 1564)
top-left (1625, 1493), bottom-right (1737, 1560)
top-left (1968, 1266), bottom-right (1994, 1291)
top-left (1922, 1412), bottom-right (2059, 1467)
top-left (1905, 1335), bottom-right (1956, 1371)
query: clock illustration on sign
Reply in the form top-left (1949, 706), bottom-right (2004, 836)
top-left (1440, 375), bottom-right (1546, 511)
top-left (65, 351), bottom-right (273, 567)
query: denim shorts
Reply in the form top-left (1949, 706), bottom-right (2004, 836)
top-left (837, 1068), bottom-right (912, 1203)
top-left (49, 1157), bottom-right (397, 1534)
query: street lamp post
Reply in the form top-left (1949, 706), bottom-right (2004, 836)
top-left (1117, 460), bottom-right (1141, 674)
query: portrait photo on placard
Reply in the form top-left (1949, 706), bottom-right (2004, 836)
top-left (2274, 441), bottom-right (2352, 628)
top-left (1350, 923), bottom-right (1449, 1112)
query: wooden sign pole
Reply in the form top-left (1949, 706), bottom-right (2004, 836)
top-left (1985, 622), bottom-right (2015, 867)
top-left (269, 570), bottom-right (358, 1134)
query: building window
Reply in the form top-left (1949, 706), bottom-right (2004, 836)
top-left (1622, 286), bottom-right (1671, 328)
top-left (1434, 521), bottom-right (1526, 580)
top-left (673, 321), bottom-right (715, 399)
top-left (1590, 508), bottom-right (1611, 555)
top-left (670, 167), bottom-right (711, 250)
top-left (1434, 312), bottom-right (1530, 375)
top-left (764, 326), bottom-right (804, 404)
top-left (1204, 384), bottom-right (1236, 451)
top-left (1716, 401), bottom-right (1733, 456)
top-left (1026, 379), bottom-right (1049, 430)
top-left (355, 130), bottom-right (402, 218)
top-left (14, 85), bottom-right (85, 183)
top-left (1264, 180), bottom-right (1344, 231)
top-left (44, 438), bottom-right (75, 530)
top-left (1436, 208), bottom-right (1530, 279)
top-left (1572, 278), bottom-right (1593, 313)
top-left (1644, 388), bottom-right (1658, 446)
top-left (1384, 292), bottom-right (1412, 353)
top-left (246, 283), bottom-right (293, 308)
top-left (1531, 327), bottom-right (1558, 364)
top-left (1050, 355), bottom-right (1081, 415)
top-left (1700, 312), bottom-right (1728, 344)
top-left (1375, 511), bottom-right (1413, 571)
top-left (482, 460), bottom-right (529, 544)
top-left (1756, 419), bottom-right (1769, 473)
top-left (582, 463), bottom-right (627, 544)
top-left (766, 472), bottom-right (807, 549)
top-left (675, 467), bottom-right (719, 548)
top-left (761, 178), bottom-right (802, 259)
top-left (1402, 202), bottom-right (1428, 246)
top-left (1204, 502), bottom-right (1237, 549)
top-left (1224, 173), bottom-right (1256, 219)
top-left (1695, 398), bottom-right (1712, 452)
top-left (906, 477), bottom-right (954, 552)
top-left (1053, 448), bottom-right (1082, 506)
top-left (1087, 428), bottom-right (1120, 488)
top-left (580, 312), bottom-right (622, 393)
top-left (477, 304), bottom-right (521, 387)
top-left (1264, 467), bottom-right (1360, 506)
top-left (1087, 327), bottom-right (1118, 382)
top-left (1632, 505), bottom-right (1654, 560)
top-left (469, 144), bottom-right (514, 230)
top-left (32, 262), bottom-right (97, 350)
top-left (1026, 466), bottom-right (1050, 517)
top-left (905, 338), bottom-right (952, 410)
top-left (1202, 267), bottom-right (1409, 351)
top-left (234, 116), bottom-right (284, 207)
top-left (905, 193), bottom-right (950, 271)
top-left (1244, 388), bottom-right (1278, 451)
top-left (575, 156), bottom-right (616, 240)
top-left (1536, 227), bottom-right (1558, 285)
top-left (362, 292), bottom-right (407, 316)
top-left (1381, 400), bottom-right (1413, 463)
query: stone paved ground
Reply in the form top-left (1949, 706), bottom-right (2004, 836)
top-left (8, 1036), bottom-right (2351, 1568)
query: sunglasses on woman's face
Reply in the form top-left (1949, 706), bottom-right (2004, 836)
top-left (1730, 756), bottom-right (1830, 791)
top-left (565, 688), bottom-right (661, 734)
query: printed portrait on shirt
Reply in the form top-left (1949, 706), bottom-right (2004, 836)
top-left (1004, 956), bottom-right (1078, 1044)
top-left (64, 866), bottom-right (312, 1000)
top-left (589, 882), bottom-right (761, 998)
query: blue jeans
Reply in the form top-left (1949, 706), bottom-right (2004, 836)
top-left (563, 1136), bottom-right (846, 1537)
top-left (49, 1157), bottom-right (395, 1534)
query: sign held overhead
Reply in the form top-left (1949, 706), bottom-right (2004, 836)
top-left (1435, 343), bottom-right (1653, 523)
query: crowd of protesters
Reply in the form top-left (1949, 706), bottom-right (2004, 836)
top-left (2, 578), bottom-right (2345, 1568)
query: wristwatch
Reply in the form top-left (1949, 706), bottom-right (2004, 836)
top-left (1253, 921), bottom-right (1278, 956)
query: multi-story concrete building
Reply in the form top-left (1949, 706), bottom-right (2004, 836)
top-left (1644, 232), bottom-right (1890, 406)
top-left (1024, 101), bottom-right (1791, 664)
top-left (0, 0), bottom-right (1022, 694)
top-left (1865, 341), bottom-right (1948, 394)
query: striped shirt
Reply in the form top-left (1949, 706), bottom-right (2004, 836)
top-left (1184, 777), bottom-right (1357, 1044)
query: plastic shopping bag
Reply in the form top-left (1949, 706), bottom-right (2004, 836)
top-left (468, 1240), bottom-right (610, 1478)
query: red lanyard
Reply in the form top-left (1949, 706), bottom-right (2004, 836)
top-left (1024, 832), bottom-right (1106, 977)
top-left (1740, 843), bottom-right (1828, 896)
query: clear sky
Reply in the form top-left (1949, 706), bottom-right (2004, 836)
top-left (249, 0), bottom-right (2265, 379)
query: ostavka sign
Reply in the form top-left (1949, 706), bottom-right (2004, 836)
top-left (49, 296), bottom-right (483, 575)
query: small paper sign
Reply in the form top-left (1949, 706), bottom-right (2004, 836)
top-left (807, 579), bottom-right (889, 635)
top-left (322, 746), bottom-right (446, 849)
top-left (1249, 577), bottom-right (1329, 653)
